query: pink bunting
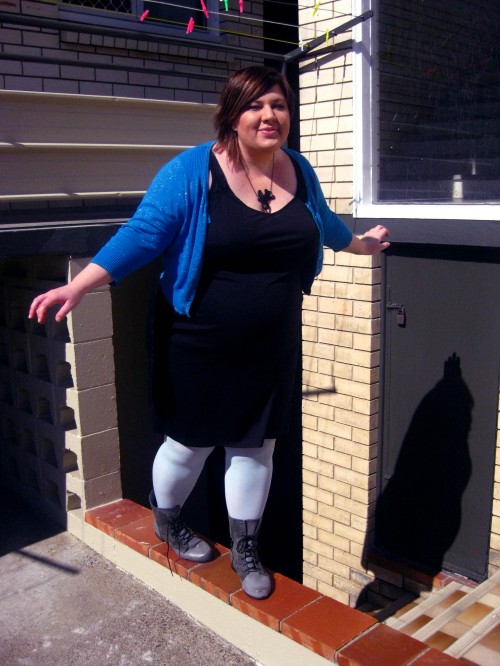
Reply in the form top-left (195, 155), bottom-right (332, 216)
top-left (239, 0), bottom-right (244, 12)
top-left (186, 16), bottom-right (195, 33)
top-left (200, 0), bottom-right (209, 18)
top-left (139, 9), bottom-right (149, 21)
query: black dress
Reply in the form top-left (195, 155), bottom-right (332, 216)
top-left (158, 151), bottom-right (319, 448)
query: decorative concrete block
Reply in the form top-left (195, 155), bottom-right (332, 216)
top-left (67, 290), bottom-right (113, 343)
top-left (64, 384), bottom-right (117, 436)
top-left (66, 338), bottom-right (115, 390)
top-left (81, 471), bottom-right (122, 510)
top-left (65, 428), bottom-right (120, 480)
top-left (66, 464), bottom-right (121, 509)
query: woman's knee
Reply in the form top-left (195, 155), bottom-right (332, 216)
top-left (156, 436), bottom-right (213, 467)
top-left (225, 438), bottom-right (275, 468)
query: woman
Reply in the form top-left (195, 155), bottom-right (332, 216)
top-left (29, 66), bottom-right (389, 600)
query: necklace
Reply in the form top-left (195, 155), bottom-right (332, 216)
top-left (241, 154), bottom-right (276, 213)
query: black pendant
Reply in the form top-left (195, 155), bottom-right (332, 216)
top-left (257, 188), bottom-right (276, 213)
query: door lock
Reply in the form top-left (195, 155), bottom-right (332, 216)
top-left (386, 303), bottom-right (406, 327)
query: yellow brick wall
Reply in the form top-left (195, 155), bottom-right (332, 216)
top-left (298, 1), bottom-right (380, 605)
top-left (302, 250), bottom-right (381, 605)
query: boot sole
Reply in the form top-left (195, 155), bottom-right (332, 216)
top-left (154, 529), bottom-right (213, 563)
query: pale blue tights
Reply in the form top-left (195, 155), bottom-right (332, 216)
top-left (152, 436), bottom-right (275, 520)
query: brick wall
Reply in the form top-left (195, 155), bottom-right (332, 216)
top-left (0, 0), bottom-right (262, 100)
top-left (301, 249), bottom-right (381, 606)
top-left (298, 0), bottom-right (380, 605)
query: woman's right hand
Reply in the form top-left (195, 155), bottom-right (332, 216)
top-left (28, 263), bottom-right (113, 324)
top-left (29, 285), bottom-right (85, 324)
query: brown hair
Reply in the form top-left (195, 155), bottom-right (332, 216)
top-left (213, 65), bottom-right (295, 164)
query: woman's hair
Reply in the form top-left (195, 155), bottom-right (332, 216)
top-left (213, 65), bottom-right (295, 164)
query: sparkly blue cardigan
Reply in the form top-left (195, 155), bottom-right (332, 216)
top-left (92, 141), bottom-right (353, 316)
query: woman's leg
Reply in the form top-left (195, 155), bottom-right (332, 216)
top-left (224, 438), bottom-right (275, 599)
top-left (224, 438), bottom-right (275, 519)
top-left (150, 437), bottom-right (214, 562)
top-left (152, 436), bottom-right (214, 509)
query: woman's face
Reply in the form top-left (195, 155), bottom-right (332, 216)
top-left (233, 84), bottom-right (291, 157)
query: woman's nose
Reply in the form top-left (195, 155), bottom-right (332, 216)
top-left (262, 105), bottom-right (275, 120)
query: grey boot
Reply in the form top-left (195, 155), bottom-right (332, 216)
top-left (229, 517), bottom-right (272, 600)
top-left (149, 491), bottom-right (213, 562)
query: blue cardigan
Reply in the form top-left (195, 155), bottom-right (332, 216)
top-left (92, 141), bottom-right (353, 315)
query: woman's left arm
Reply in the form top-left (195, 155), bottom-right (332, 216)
top-left (288, 150), bottom-right (390, 257)
top-left (344, 225), bottom-right (390, 255)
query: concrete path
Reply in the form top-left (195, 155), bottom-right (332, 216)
top-left (0, 491), bottom-right (257, 666)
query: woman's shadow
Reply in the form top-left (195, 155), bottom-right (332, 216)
top-left (357, 353), bottom-right (473, 609)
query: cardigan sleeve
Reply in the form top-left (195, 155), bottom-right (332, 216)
top-left (91, 157), bottom-right (188, 283)
top-left (285, 147), bottom-right (353, 252)
top-left (304, 159), bottom-right (353, 252)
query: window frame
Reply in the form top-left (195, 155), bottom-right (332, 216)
top-left (58, 0), bottom-right (221, 42)
top-left (352, 0), bottom-right (499, 221)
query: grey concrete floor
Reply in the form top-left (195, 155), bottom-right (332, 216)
top-left (0, 491), bottom-right (258, 666)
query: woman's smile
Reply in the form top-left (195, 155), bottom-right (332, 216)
top-left (259, 126), bottom-right (279, 136)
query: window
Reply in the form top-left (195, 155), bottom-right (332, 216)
top-left (60, 0), bottom-right (216, 38)
top-left (65, 0), bottom-right (131, 12)
top-left (353, 0), bottom-right (500, 219)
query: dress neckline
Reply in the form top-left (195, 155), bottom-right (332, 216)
top-left (209, 150), bottom-right (306, 215)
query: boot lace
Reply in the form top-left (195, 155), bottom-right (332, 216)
top-left (163, 514), bottom-right (198, 575)
top-left (169, 515), bottom-right (198, 549)
top-left (236, 536), bottom-right (262, 575)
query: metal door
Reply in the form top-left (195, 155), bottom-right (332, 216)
top-left (377, 245), bottom-right (500, 581)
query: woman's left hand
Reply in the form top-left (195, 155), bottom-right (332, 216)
top-left (347, 225), bottom-right (390, 255)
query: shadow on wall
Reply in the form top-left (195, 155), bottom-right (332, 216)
top-left (357, 353), bottom-right (473, 608)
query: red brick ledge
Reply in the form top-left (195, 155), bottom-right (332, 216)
top-left (85, 499), bottom-right (465, 665)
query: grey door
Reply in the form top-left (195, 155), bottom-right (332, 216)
top-left (376, 245), bottom-right (500, 581)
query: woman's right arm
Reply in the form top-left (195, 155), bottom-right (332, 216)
top-left (29, 155), bottom-right (191, 324)
top-left (29, 262), bottom-right (112, 324)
